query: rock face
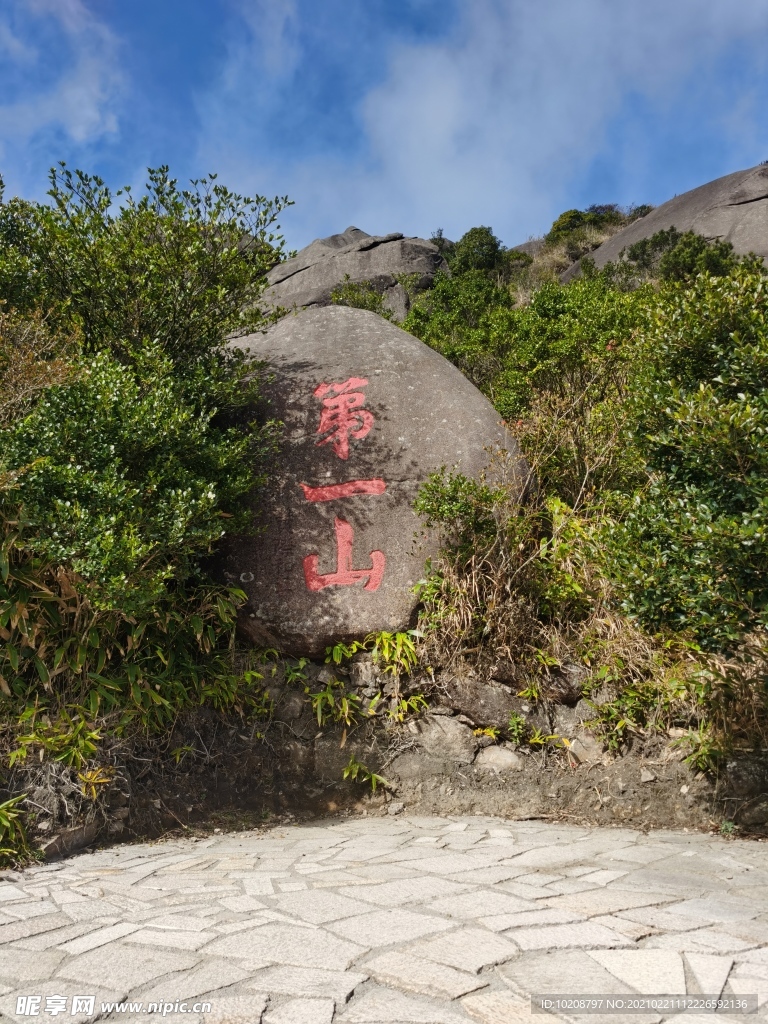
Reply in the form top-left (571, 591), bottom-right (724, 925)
top-left (414, 715), bottom-right (479, 765)
top-left (262, 226), bottom-right (448, 320)
top-left (222, 305), bottom-right (525, 656)
top-left (565, 163), bottom-right (768, 280)
top-left (474, 746), bottom-right (523, 772)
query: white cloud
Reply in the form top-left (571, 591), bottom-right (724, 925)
top-left (197, 0), bottom-right (768, 248)
top-left (0, 21), bottom-right (35, 62)
top-left (0, 0), bottom-right (122, 148)
top-left (233, 0), bottom-right (300, 78)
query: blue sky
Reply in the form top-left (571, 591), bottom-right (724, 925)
top-left (2, 0), bottom-right (768, 250)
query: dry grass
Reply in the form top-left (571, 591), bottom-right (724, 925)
top-left (0, 310), bottom-right (75, 428)
top-left (511, 223), bottom-right (627, 305)
top-left (414, 355), bottom-right (768, 766)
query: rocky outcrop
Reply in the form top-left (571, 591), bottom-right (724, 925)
top-left (221, 305), bottom-right (526, 657)
top-left (564, 163), bottom-right (768, 280)
top-left (262, 226), bottom-right (448, 320)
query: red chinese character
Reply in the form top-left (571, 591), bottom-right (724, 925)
top-left (303, 517), bottom-right (385, 592)
top-left (314, 377), bottom-right (374, 460)
top-left (300, 478), bottom-right (386, 502)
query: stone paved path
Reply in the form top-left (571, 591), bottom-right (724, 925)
top-left (2, 816), bottom-right (768, 1024)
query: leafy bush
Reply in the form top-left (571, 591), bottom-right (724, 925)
top-left (545, 204), bottom-right (653, 263)
top-left (609, 267), bottom-right (768, 647)
top-left (2, 346), bottom-right (268, 610)
top-left (0, 165), bottom-right (290, 781)
top-left (408, 221), bottom-right (768, 761)
top-left (595, 227), bottom-right (760, 290)
top-left (330, 274), bottom-right (394, 320)
top-left (444, 225), bottom-right (532, 282)
top-left (0, 165), bottom-right (288, 361)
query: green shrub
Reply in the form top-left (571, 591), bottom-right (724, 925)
top-left (0, 165), bottom-right (289, 361)
top-left (2, 346), bottom-right (270, 611)
top-left (409, 226), bottom-right (768, 760)
top-left (0, 164), bottom-right (290, 780)
top-left (546, 203), bottom-right (653, 242)
top-left (608, 268), bottom-right (768, 648)
top-left (330, 275), bottom-right (394, 319)
top-left (596, 227), bottom-right (761, 290)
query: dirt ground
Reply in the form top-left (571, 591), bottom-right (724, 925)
top-left (13, 658), bottom-right (768, 861)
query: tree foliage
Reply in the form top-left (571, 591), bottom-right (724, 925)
top-left (0, 165), bottom-right (290, 771)
top-left (408, 219), bottom-right (768, 657)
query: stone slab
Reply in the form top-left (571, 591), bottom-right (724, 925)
top-left (684, 953), bottom-right (733, 997)
top-left (588, 950), bottom-right (686, 994)
top-left (126, 928), bottom-right (216, 950)
top-left (481, 908), bottom-right (585, 932)
top-left (337, 876), bottom-right (473, 907)
top-left (511, 922), bottom-right (633, 951)
top-left (428, 890), bottom-right (537, 920)
top-left (412, 927), bottom-right (519, 973)
top-left (328, 907), bottom-right (454, 947)
top-left (0, 949), bottom-right (65, 984)
top-left (55, 942), bottom-right (198, 990)
top-left (263, 997), bottom-right (335, 1024)
top-left (247, 965), bottom-right (366, 1001)
top-left (342, 985), bottom-right (470, 1023)
top-left (206, 922), bottom-right (367, 969)
top-left (364, 949), bottom-right (487, 999)
top-left (461, 990), bottom-right (538, 1023)
top-left (271, 889), bottom-right (374, 923)
top-left (57, 921), bottom-right (141, 954)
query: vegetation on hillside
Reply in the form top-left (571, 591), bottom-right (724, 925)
top-left (404, 221), bottom-right (768, 768)
top-left (2, 166), bottom-right (767, 859)
top-left (0, 166), bottom-right (290, 860)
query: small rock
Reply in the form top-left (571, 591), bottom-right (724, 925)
top-left (680, 784), bottom-right (689, 794)
top-left (416, 715), bottom-right (479, 764)
top-left (490, 661), bottom-right (517, 684)
top-left (387, 801), bottom-right (405, 815)
top-left (668, 727), bottom-right (687, 739)
top-left (438, 674), bottom-right (521, 729)
top-left (474, 746), bottom-right (523, 772)
top-left (350, 655), bottom-right (378, 689)
top-left (737, 800), bottom-right (768, 826)
top-left (542, 663), bottom-right (586, 705)
top-left (567, 731), bottom-right (604, 764)
top-left (640, 768), bottom-right (657, 783)
top-left (553, 705), bottom-right (580, 737)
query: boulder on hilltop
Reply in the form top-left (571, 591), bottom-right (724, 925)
top-left (219, 305), bottom-right (526, 657)
top-left (262, 226), bottom-right (448, 320)
top-left (563, 162), bottom-right (768, 280)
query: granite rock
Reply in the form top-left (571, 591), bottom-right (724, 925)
top-left (262, 226), bottom-right (448, 320)
top-left (564, 163), bottom-right (768, 280)
top-left (221, 305), bottom-right (525, 655)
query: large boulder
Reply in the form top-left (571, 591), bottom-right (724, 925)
top-left (262, 226), bottom-right (448, 320)
top-left (564, 163), bottom-right (768, 280)
top-left (221, 305), bottom-right (525, 656)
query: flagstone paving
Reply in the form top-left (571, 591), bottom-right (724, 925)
top-left (2, 815), bottom-right (768, 1022)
